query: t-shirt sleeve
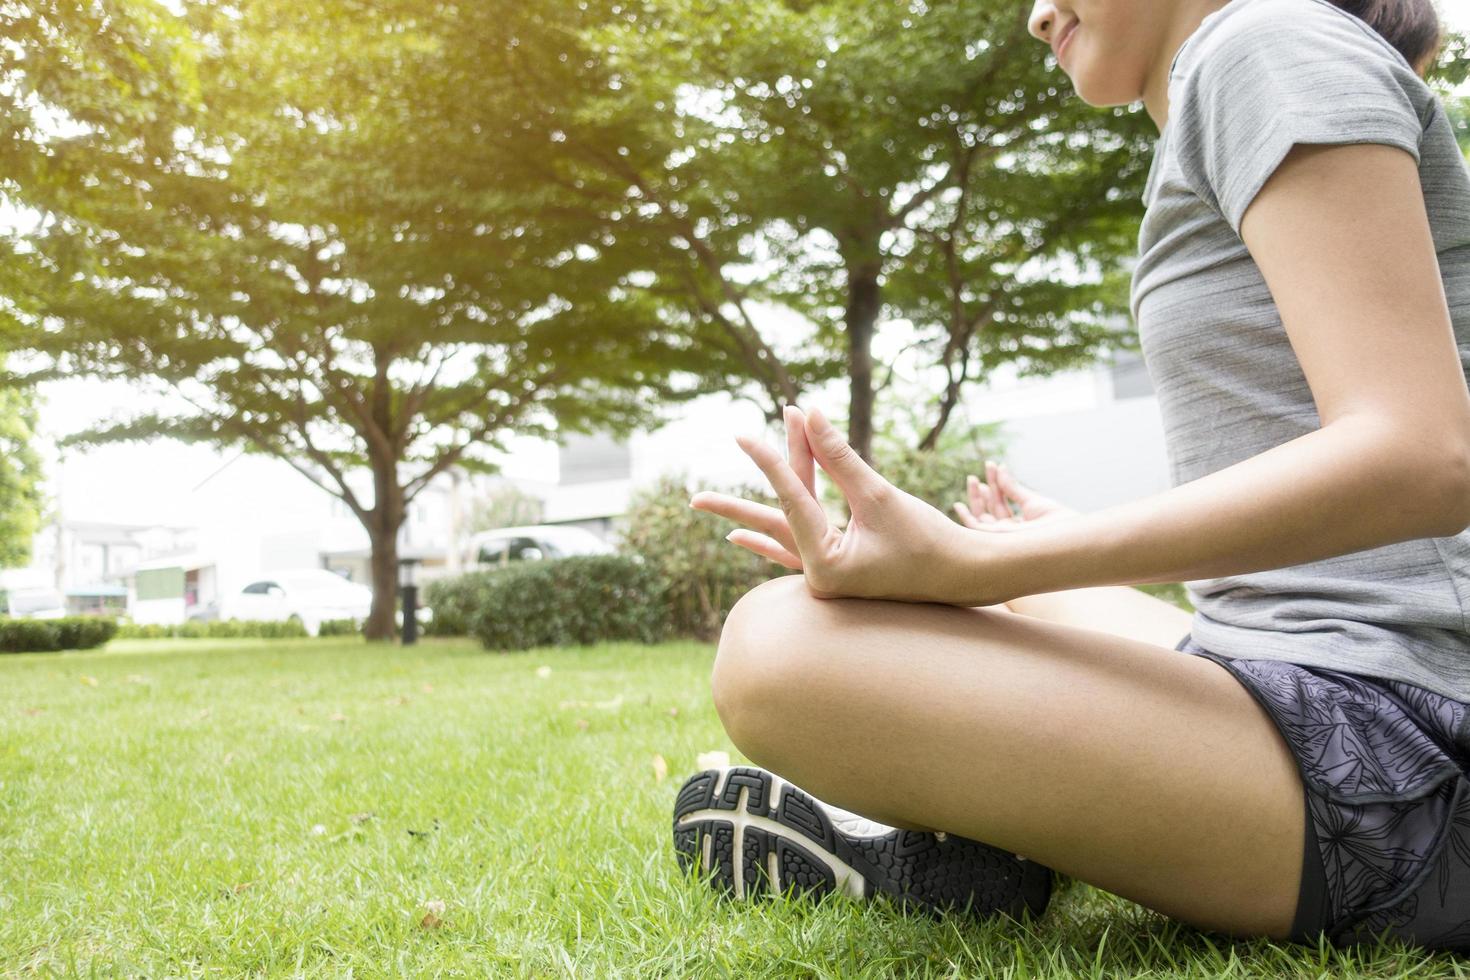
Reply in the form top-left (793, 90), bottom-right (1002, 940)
top-left (1169, 0), bottom-right (1427, 238)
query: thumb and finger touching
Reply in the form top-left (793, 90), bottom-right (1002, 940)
top-left (802, 406), bottom-right (889, 516)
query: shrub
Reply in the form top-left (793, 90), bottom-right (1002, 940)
top-left (0, 616), bottom-right (118, 653)
top-left (466, 554), bottom-right (671, 652)
top-left (619, 472), bottom-right (797, 642)
top-left (317, 618), bottom-right (362, 637)
top-left (113, 619), bottom-right (310, 640)
top-left (424, 570), bottom-right (501, 637)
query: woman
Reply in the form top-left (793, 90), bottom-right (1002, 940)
top-left (673, 0), bottom-right (1470, 953)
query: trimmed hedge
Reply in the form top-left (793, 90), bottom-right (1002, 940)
top-left (0, 616), bottom-right (117, 653)
top-left (424, 570), bottom-right (498, 637)
top-left (459, 554), bottom-right (671, 651)
top-left (114, 619), bottom-right (310, 640)
top-left (316, 618), bottom-right (362, 637)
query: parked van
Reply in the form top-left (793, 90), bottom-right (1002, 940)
top-left (463, 525), bottom-right (615, 569)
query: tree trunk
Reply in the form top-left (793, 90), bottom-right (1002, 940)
top-left (845, 258), bottom-right (882, 464)
top-left (363, 445), bottom-right (406, 641)
top-left (364, 519), bottom-right (400, 641)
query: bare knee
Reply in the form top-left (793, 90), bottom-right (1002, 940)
top-left (711, 574), bottom-right (819, 763)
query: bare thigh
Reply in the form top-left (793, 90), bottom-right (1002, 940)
top-left (710, 575), bottom-right (1305, 940)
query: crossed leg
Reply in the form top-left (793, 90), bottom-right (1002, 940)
top-left (710, 574), bottom-right (1306, 941)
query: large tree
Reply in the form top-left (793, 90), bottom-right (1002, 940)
top-left (543, 0), bottom-right (1157, 460)
top-left (554, 0), bottom-right (1470, 459)
top-left (0, 0), bottom-right (725, 638)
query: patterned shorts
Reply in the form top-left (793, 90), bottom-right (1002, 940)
top-left (1174, 632), bottom-right (1470, 951)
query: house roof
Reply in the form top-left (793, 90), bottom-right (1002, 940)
top-left (130, 552), bottom-right (215, 573)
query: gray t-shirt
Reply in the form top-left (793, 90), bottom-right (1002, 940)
top-left (1130, 0), bottom-right (1470, 698)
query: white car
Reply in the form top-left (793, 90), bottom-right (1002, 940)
top-left (221, 569), bottom-right (375, 636)
top-left (464, 525), bottom-right (616, 568)
top-left (1, 587), bottom-right (67, 619)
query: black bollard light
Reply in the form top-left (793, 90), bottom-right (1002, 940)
top-left (398, 557), bottom-right (421, 645)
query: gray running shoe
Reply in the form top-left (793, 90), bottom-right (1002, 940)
top-left (672, 765), bottom-right (1053, 922)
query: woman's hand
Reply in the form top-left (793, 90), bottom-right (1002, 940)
top-left (690, 404), bottom-right (998, 604)
top-left (954, 461), bottom-right (1080, 532)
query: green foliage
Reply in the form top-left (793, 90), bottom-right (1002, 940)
top-left (576, 0), bottom-right (1156, 451)
top-left (0, 359), bottom-right (45, 567)
top-left (0, 616), bottom-right (116, 653)
top-left (0, 0), bottom-right (729, 640)
top-left (464, 483), bottom-right (546, 534)
top-left (113, 619), bottom-right (310, 640)
top-left (463, 555), bottom-right (671, 652)
top-left (316, 618), bottom-right (362, 637)
top-left (423, 571), bottom-right (500, 638)
top-left (620, 472), bottom-right (797, 642)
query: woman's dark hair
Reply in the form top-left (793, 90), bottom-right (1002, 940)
top-left (1323, 0), bottom-right (1443, 77)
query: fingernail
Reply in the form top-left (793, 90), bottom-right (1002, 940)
top-left (808, 407), bottom-right (830, 431)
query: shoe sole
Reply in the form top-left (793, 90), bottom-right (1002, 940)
top-left (672, 766), bottom-right (1051, 921)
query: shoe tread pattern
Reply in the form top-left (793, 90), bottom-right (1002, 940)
top-left (672, 766), bottom-right (1052, 921)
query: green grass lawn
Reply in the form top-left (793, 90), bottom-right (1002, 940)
top-left (2, 637), bottom-right (1466, 978)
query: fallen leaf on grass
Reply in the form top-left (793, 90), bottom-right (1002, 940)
top-left (230, 881), bottom-right (254, 896)
top-left (652, 754), bottom-right (668, 782)
top-left (696, 750), bottom-right (730, 770)
top-left (329, 712), bottom-right (348, 723)
top-left (421, 683), bottom-right (434, 693)
top-left (79, 675), bottom-right (98, 688)
top-left (535, 665), bottom-right (552, 679)
top-left (350, 811), bottom-right (375, 825)
top-left (196, 708), bottom-right (211, 720)
top-left (574, 718), bottom-right (590, 731)
top-left (21, 707), bottom-right (43, 717)
top-left (386, 695), bottom-right (410, 706)
top-left (667, 707), bottom-right (679, 718)
top-left (222, 752), bottom-right (235, 766)
top-left (420, 899), bottom-right (446, 929)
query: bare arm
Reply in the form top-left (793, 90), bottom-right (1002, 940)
top-left (951, 140), bottom-right (1470, 605)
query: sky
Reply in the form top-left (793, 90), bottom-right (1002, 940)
top-left (18, 2), bottom-right (1470, 531)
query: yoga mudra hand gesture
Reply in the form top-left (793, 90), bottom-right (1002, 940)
top-left (954, 461), bottom-right (1080, 531)
top-left (690, 404), bottom-right (1015, 605)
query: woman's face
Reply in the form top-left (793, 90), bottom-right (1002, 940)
top-left (1027, 0), bottom-right (1164, 108)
